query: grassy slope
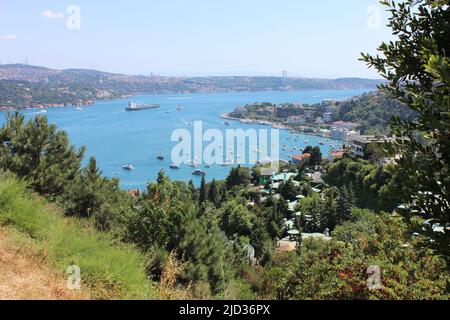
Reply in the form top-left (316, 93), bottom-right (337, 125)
top-left (0, 175), bottom-right (156, 300)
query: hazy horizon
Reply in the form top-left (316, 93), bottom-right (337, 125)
top-left (0, 0), bottom-right (392, 78)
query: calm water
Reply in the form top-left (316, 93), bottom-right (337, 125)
top-left (1, 89), bottom-right (370, 189)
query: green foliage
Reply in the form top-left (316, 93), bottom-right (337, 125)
top-left (219, 200), bottom-right (254, 238)
top-left (335, 91), bottom-right (416, 134)
top-left (323, 158), bottom-right (401, 212)
top-left (226, 165), bottom-right (251, 190)
top-left (278, 178), bottom-right (301, 202)
top-left (0, 113), bottom-right (85, 198)
top-left (303, 146), bottom-right (322, 167)
top-left (361, 0), bottom-right (450, 258)
top-left (255, 210), bottom-right (448, 300)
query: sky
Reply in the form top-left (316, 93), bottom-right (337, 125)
top-left (0, 0), bottom-right (393, 78)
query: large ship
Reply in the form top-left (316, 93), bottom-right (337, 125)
top-left (125, 102), bottom-right (160, 112)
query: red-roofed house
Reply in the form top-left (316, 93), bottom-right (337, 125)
top-left (328, 150), bottom-right (346, 161)
top-left (291, 153), bottom-right (311, 165)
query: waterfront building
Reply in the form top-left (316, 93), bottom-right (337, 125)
top-left (287, 115), bottom-right (306, 125)
top-left (323, 112), bottom-right (333, 123)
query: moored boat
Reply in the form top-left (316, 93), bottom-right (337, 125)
top-left (122, 164), bottom-right (134, 171)
top-left (192, 169), bottom-right (206, 176)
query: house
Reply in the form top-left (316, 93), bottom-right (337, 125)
top-left (331, 121), bottom-right (359, 130)
top-left (323, 112), bottom-right (333, 123)
top-left (349, 135), bottom-right (393, 158)
top-left (287, 115), bottom-right (306, 125)
top-left (271, 172), bottom-right (297, 182)
top-left (128, 189), bottom-right (141, 197)
top-left (328, 150), bottom-right (346, 161)
top-left (291, 153), bottom-right (311, 165)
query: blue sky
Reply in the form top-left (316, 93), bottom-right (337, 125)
top-left (0, 0), bottom-right (392, 78)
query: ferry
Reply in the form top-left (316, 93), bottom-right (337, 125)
top-left (192, 169), bottom-right (206, 176)
top-left (125, 102), bottom-right (160, 112)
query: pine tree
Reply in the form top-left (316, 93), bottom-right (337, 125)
top-left (208, 179), bottom-right (221, 208)
top-left (199, 175), bottom-right (207, 205)
top-left (0, 113), bottom-right (85, 198)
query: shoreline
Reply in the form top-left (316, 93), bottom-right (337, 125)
top-left (220, 113), bottom-right (334, 139)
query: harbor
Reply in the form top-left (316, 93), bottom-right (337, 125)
top-left (1, 89), bottom-right (367, 189)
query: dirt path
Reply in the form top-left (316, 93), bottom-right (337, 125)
top-left (0, 230), bottom-right (89, 300)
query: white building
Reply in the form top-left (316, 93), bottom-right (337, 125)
top-left (331, 127), bottom-right (360, 141)
top-left (287, 115), bottom-right (306, 125)
top-left (323, 112), bottom-right (333, 123)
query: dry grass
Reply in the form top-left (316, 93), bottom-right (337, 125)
top-left (0, 229), bottom-right (90, 300)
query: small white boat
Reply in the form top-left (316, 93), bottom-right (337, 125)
top-left (170, 164), bottom-right (180, 169)
top-left (122, 164), bottom-right (134, 171)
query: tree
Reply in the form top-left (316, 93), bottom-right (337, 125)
top-left (219, 201), bottom-right (254, 238)
top-left (65, 156), bottom-right (103, 217)
top-left (0, 113), bottom-right (85, 198)
top-left (361, 0), bottom-right (449, 258)
top-left (199, 176), bottom-right (207, 205)
top-left (226, 165), bottom-right (251, 189)
top-left (303, 146), bottom-right (322, 167)
top-left (208, 179), bottom-right (221, 208)
top-left (279, 178), bottom-right (301, 202)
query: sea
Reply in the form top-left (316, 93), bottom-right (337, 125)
top-left (0, 89), bottom-right (371, 189)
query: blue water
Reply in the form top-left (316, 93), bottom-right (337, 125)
top-left (0, 89), bottom-right (370, 189)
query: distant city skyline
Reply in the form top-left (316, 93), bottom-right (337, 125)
top-left (0, 1), bottom-right (392, 78)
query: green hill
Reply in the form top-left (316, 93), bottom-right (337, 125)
top-left (0, 174), bottom-right (156, 300)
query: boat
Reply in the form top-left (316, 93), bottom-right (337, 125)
top-left (177, 106), bottom-right (183, 111)
top-left (224, 122), bottom-right (231, 126)
top-left (122, 164), bottom-right (134, 171)
top-left (75, 107), bottom-right (82, 111)
top-left (125, 102), bottom-right (160, 112)
top-left (192, 169), bottom-right (206, 176)
top-left (190, 158), bottom-right (199, 167)
top-left (170, 164), bottom-right (180, 169)
top-left (40, 110), bottom-right (47, 114)
top-left (157, 155), bottom-right (164, 160)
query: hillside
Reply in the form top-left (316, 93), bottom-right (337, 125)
top-left (0, 64), bottom-right (383, 109)
top-left (0, 174), bottom-right (156, 300)
top-left (334, 91), bottom-right (417, 134)
top-left (0, 229), bottom-right (89, 300)
top-left (228, 90), bottom-right (416, 135)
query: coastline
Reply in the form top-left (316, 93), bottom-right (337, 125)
top-left (220, 113), bottom-right (332, 139)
